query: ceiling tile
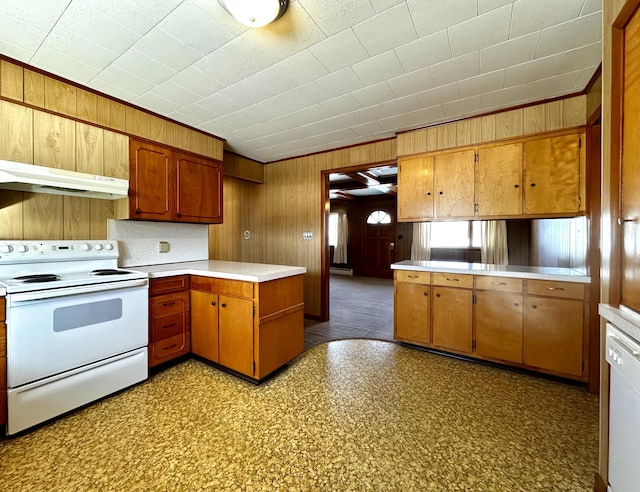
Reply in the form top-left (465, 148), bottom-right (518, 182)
top-left (89, 0), bottom-right (182, 35)
top-left (429, 51), bottom-right (480, 87)
top-left (537, 12), bottom-right (602, 58)
top-left (188, 0), bottom-right (249, 36)
top-left (308, 29), bottom-right (369, 73)
top-left (350, 82), bottom-right (396, 107)
top-left (315, 68), bottom-right (366, 99)
top-left (317, 94), bottom-right (363, 119)
top-left (351, 50), bottom-right (405, 85)
top-left (196, 93), bottom-right (241, 116)
top-left (87, 78), bottom-right (138, 103)
top-left (416, 82), bottom-right (460, 107)
top-left (0, 16), bottom-right (49, 57)
top-left (0, 39), bottom-right (33, 63)
top-left (505, 54), bottom-right (563, 87)
top-left (395, 29), bottom-right (452, 74)
top-left (0, 0), bottom-right (70, 33)
top-left (351, 120), bottom-right (386, 136)
top-left (351, 104), bottom-right (390, 124)
top-left (378, 104), bottom-right (444, 131)
top-left (388, 67), bottom-right (435, 97)
top-left (169, 66), bottom-right (225, 97)
top-left (133, 92), bottom-right (182, 114)
top-left (481, 84), bottom-right (526, 110)
top-left (151, 80), bottom-right (201, 105)
top-left (230, 105), bottom-right (276, 126)
top-left (480, 32), bottom-right (540, 73)
top-left (581, 0), bottom-right (602, 16)
top-left (510, 0), bottom-right (583, 38)
top-left (406, 0), bottom-right (477, 38)
top-left (297, 0), bottom-right (376, 37)
top-left (478, 0), bottom-right (513, 15)
top-left (352, 3), bottom-right (417, 57)
top-left (369, 0), bottom-right (405, 13)
top-left (134, 29), bottom-right (202, 73)
top-left (458, 69), bottom-right (505, 98)
top-left (441, 95), bottom-right (483, 117)
top-left (523, 70), bottom-right (581, 99)
top-left (30, 46), bottom-right (101, 84)
top-left (257, 83), bottom-right (325, 117)
top-left (381, 94), bottom-right (421, 117)
top-left (158, 1), bottom-right (235, 55)
top-left (39, 26), bottom-right (119, 70)
top-left (113, 49), bottom-right (177, 85)
top-left (448, 4), bottom-right (512, 57)
top-left (91, 65), bottom-right (155, 97)
top-left (557, 42), bottom-right (602, 74)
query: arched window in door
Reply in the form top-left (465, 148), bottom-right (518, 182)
top-left (367, 210), bottom-right (391, 225)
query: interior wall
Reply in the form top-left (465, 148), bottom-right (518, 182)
top-left (530, 217), bottom-right (588, 272)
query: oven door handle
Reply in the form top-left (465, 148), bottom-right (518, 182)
top-left (8, 278), bottom-right (149, 303)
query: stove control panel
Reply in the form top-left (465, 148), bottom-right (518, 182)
top-left (0, 240), bottom-right (120, 263)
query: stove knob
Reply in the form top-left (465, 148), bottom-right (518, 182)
top-left (0, 244), bottom-right (13, 253)
top-left (95, 244), bottom-right (104, 251)
top-left (104, 243), bottom-right (114, 251)
top-left (16, 244), bottom-right (28, 253)
top-left (81, 243), bottom-right (91, 251)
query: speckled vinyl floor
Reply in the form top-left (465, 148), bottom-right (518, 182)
top-left (0, 340), bottom-right (598, 491)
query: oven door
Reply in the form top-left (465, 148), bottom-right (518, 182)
top-left (7, 279), bottom-right (148, 388)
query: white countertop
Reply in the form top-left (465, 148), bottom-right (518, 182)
top-left (0, 287), bottom-right (5, 297)
top-left (600, 304), bottom-right (640, 342)
top-left (131, 260), bottom-right (306, 283)
top-left (391, 260), bottom-right (590, 283)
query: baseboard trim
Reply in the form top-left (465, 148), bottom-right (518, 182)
top-left (330, 267), bottom-right (353, 276)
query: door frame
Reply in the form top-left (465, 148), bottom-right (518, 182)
top-left (319, 160), bottom-right (396, 321)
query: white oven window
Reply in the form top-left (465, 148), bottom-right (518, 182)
top-left (54, 298), bottom-right (122, 332)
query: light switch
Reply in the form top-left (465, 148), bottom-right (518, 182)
top-left (159, 241), bottom-right (170, 253)
top-left (303, 232), bottom-right (313, 240)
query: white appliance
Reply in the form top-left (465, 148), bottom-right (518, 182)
top-left (0, 160), bottom-right (128, 199)
top-left (0, 240), bottom-right (149, 435)
top-left (605, 323), bottom-right (640, 492)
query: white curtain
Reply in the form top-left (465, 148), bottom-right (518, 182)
top-left (411, 222), bottom-right (431, 261)
top-left (334, 213), bottom-right (348, 264)
top-left (481, 220), bottom-right (509, 265)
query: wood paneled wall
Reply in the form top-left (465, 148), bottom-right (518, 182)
top-left (0, 58), bottom-right (224, 241)
top-left (211, 98), bottom-right (587, 318)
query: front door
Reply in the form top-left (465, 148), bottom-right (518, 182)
top-left (363, 208), bottom-right (395, 278)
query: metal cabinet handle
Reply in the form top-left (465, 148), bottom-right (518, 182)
top-left (211, 301), bottom-right (216, 306)
top-left (514, 184), bottom-right (519, 188)
top-left (546, 287), bottom-right (565, 291)
top-left (446, 277), bottom-right (459, 282)
top-left (618, 218), bottom-right (635, 225)
top-left (163, 343), bottom-right (177, 350)
top-left (491, 281), bottom-right (507, 286)
top-left (162, 301), bottom-right (176, 307)
top-left (135, 208), bottom-right (141, 215)
top-left (221, 303), bottom-right (226, 308)
top-left (162, 322), bottom-right (177, 329)
top-left (530, 183), bottom-right (536, 187)
top-left (408, 275), bottom-right (419, 278)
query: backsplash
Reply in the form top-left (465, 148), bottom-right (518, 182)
top-left (108, 220), bottom-right (208, 267)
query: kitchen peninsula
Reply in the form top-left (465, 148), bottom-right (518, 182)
top-left (392, 260), bottom-right (590, 382)
top-left (134, 260), bottom-right (306, 382)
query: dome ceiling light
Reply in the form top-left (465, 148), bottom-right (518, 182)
top-left (219, 0), bottom-right (288, 28)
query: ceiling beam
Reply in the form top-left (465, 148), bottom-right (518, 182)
top-left (345, 171), bottom-right (380, 186)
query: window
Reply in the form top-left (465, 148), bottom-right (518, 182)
top-left (367, 210), bottom-right (391, 224)
top-left (430, 221), bottom-right (481, 248)
top-left (328, 213), bottom-right (339, 247)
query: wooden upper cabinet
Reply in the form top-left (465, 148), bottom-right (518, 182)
top-left (129, 139), bottom-right (173, 220)
top-left (434, 149), bottom-right (475, 218)
top-left (475, 143), bottom-right (523, 216)
top-left (523, 134), bottom-right (582, 215)
top-left (398, 155), bottom-right (434, 221)
top-left (175, 151), bottom-right (223, 224)
top-left (129, 138), bottom-right (223, 224)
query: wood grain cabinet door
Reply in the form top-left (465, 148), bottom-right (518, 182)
top-left (434, 150), bottom-right (475, 218)
top-left (175, 152), bottom-right (223, 224)
top-left (190, 290), bottom-right (219, 363)
top-left (523, 134), bottom-right (581, 215)
top-left (218, 295), bottom-right (254, 377)
top-left (523, 296), bottom-right (584, 377)
top-left (475, 143), bottom-right (523, 217)
top-left (394, 282), bottom-right (431, 345)
top-left (475, 291), bottom-right (523, 363)
top-left (129, 139), bottom-right (173, 220)
top-left (432, 286), bottom-right (473, 353)
top-left (397, 155), bottom-right (434, 221)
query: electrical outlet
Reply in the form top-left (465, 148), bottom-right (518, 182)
top-left (159, 241), bottom-right (170, 253)
top-left (303, 232), bottom-right (313, 240)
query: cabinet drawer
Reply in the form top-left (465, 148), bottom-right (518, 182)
top-left (526, 280), bottom-right (585, 300)
top-left (474, 276), bottom-right (523, 293)
top-left (152, 312), bottom-right (188, 341)
top-left (150, 275), bottom-right (189, 296)
top-left (150, 333), bottom-right (190, 362)
top-left (396, 270), bottom-right (431, 284)
top-left (191, 276), bottom-right (254, 299)
top-left (432, 272), bottom-right (473, 288)
top-left (150, 291), bottom-right (190, 318)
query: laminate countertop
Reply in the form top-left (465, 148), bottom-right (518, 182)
top-left (130, 260), bottom-right (306, 283)
top-left (392, 260), bottom-right (590, 283)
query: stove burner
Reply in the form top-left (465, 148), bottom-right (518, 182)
top-left (90, 269), bottom-right (131, 276)
top-left (13, 274), bottom-right (61, 283)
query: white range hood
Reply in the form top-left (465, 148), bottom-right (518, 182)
top-left (0, 160), bottom-right (128, 200)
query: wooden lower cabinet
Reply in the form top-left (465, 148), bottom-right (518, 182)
top-left (148, 277), bottom-right (191, 367)
top-left (432, 286), bottom-right (473, 353)
top-left (475, 291), bottom-right (523, 363)
top-left (191, 274), bottom-right (304, 380)
top-left (394, 282), bottom-right (431, 344)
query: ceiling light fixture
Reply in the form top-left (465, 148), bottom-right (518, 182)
top-left (219, 0), bottom-right (288, 28)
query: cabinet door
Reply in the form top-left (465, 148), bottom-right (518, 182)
top-left (190, 290), bottom-right (219, 363)
top-left (523, 296), bottom-right (584, 376)
top-left (394, 282), bottom-right (431, 345)
top-left (523, 134), bottom-right (581, 215)
top-left (475, 143), bottom-right (523, 216)
top-left (434, 150), bottom-right (475, 218)
top-left (129, 139), bottom-right (173, 220)
top-left (218, 295), bottom-right (254, 377)
top-left (397, 155), bottom-right (434, 221)
top-left (432, 287), bottom-right (473, 353)
top-left (475, 291), bottom-right (523, 363)
top-left (175, 152), bottom-right (223, 224)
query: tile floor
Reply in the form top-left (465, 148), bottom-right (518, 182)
top-left (0, 339), bottom-right (598, 491)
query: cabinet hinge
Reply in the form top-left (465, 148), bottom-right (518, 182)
top-left (253, 305), bottom-right (256, 317)
top-left (474, 151), bottom-right (478, 163)
top-left (472, 294), bottom-right (477, 304)
top-left (472, 340), bottom-right (476, 350)
top-left (578, 196), bottom-right (582, 208)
